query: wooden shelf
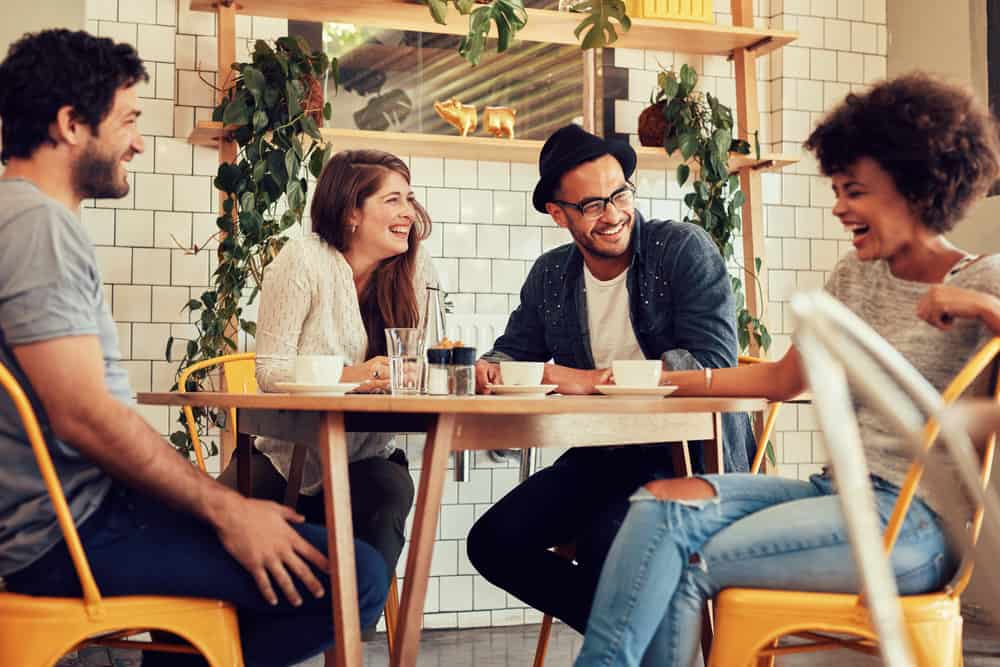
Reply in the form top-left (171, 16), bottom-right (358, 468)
top-left (190, 0), bottom-right (796, 57)
top-left (189, 121), bottom-right (797, 173)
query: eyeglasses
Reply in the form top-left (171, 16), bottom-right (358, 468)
top-left (552, 183), bottom-right (636, 221)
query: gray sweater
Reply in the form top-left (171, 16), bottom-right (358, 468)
top-left (825, 251), bottom-right (1000, 518)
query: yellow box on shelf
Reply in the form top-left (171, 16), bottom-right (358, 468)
top-left (637, 0), bottom-right (714, 23)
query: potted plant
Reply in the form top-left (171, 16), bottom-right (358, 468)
top-left (165, 36), bottom-right (336, 460)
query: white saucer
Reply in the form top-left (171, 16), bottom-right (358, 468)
top-left (596, 385), bottom-right (679, 397)
top-left (274, 381), bottom-right (361, 395)
top-left (487, 384), bottom-right (558, 396)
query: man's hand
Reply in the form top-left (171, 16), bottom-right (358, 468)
top-left (475, 360), bottom-right (501, 393)
top-left (544, 365), bottom-right (611, 395)
top-left (211, 494), bottom-right (329, 606)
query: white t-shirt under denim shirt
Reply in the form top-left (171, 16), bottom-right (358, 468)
top-left (0, 179), bottom-right (131, 577)
top-left (253, 233), bottom-right (437, 495)
top-left (824, 250), bottom-right (1000, 520)
top-left (583, 263), bottom-right (644, 369)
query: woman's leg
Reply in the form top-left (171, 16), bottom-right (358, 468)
top-left (217, 445), bottom-right (288, 503)
top-left (640, 481), bottom-right (954, 667)
top-left (346, 451), bottom-right (415, 576)
top-left (573, 473), bottom-right (822, 667)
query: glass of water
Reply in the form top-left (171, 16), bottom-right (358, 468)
top-left (384, 328), bottom-right (423, 395)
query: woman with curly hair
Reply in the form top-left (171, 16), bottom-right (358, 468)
top-left (573, 72), bottom-right (1000, 667)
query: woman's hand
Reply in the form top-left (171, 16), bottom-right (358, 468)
top-left (341, 355), bottom-right (390, 384)
top-left (917, 285), bottom-right (1000, 332)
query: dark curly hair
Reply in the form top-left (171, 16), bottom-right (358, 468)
top-left (804, 72), bottom-right (1000, 233)
top-left (0, 29), bottom-right (147, 164)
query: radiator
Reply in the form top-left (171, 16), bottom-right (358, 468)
top-left (444, 313), bottom-right (509, 355)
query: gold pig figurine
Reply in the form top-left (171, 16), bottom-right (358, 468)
top-left (483, 106), bottom-right (517, 139)
top-left (434, 98), bottom-right (478, 136)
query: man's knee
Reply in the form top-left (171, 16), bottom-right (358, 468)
top-left (466, 511), bottom-right (504, 573)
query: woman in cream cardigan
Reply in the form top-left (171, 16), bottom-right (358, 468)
top-left (219, 149), bottom-right (437, 635)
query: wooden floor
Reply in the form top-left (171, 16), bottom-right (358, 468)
top-left (58, 620), bottom-right (1000, 666)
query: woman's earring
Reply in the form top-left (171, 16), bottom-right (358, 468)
top-left (351, 224), bottom-right (358, 233)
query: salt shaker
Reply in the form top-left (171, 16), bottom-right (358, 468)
top-left (450, 347), bottom-right (477, 396)
top-left (426, 348), bottom-right (452, 395)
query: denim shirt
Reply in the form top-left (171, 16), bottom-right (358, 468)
top-left (483, 212), bottom-right (754, 473)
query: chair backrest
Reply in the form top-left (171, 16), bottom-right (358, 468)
top-left (790, 290), bottom-right (1000, 667)
top-left (177, 352), bottom-right (257, 472)
top-left (738, 355), bottom-right (782, 475)
top-left (0, 363), bottom-right (105, 613)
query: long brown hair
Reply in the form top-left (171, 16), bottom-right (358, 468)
top-left (311, 149), bottom-right (432, 357)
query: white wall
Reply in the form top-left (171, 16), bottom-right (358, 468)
top-left (0, 0), bottom-right (85, 55)
top-left (887, 0), bottom-right (1000, 254)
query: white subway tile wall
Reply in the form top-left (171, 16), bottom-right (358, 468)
top-left (81, 0), bottom-right (885, 629)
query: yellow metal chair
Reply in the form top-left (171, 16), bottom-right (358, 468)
top-left (178, 352), bottom-right (402, 658)
top-left (531, 356), bottom-right (783, 666)
top-left (708, 337), bottom-right (1000, 667)
top-left (0, 363), bottom-right (243, 667)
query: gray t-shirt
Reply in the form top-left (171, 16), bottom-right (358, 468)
top-left (0, 179), bottom-right (131, 576)
top-left (825, 251), bottom-right (1000, 518)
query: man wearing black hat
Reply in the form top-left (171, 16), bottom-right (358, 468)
top-left (466, 124), bottom-right (754, 633)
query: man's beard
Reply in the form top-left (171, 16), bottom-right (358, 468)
top-left (73, 141), bottom-right (129, 200)
top-left (568, 215), bottom-right (633, 259)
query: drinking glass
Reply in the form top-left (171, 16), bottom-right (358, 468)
top-left (385, 327), bottom-right (423, 395)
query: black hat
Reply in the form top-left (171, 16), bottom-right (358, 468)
top-left (531, 124), bottom-right (637, 213)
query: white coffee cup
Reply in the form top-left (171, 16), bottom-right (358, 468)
top-left (294, 354), bottom-right (345, 385)
top-left (499, 361), bottom-right (545, 386)
top-left (612, 360), bottom-right (662, 388)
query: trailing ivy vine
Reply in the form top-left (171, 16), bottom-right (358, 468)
top-left (166, 37), bottom-right (336, 460)
top-left (654, 64), bottom-right (771, 354)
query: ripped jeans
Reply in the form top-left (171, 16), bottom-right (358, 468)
top-left (573, 472), bottom-right (956, 667)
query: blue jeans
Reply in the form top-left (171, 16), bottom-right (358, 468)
top-left (4, 485), bottom-right (388, 667)
top-left (573, 472), bottom-right (956, 667)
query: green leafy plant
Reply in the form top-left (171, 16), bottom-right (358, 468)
top-left (653, 64), bottom-right (774, 464)
top-left (165, 36), bottom-right (337, 460)
top-left (421, 0), bottom-right (630, 65)
top-left (570, 0), bottom-right (632, 49)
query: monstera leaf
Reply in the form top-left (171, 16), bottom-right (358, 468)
top-left (570, 0), bottom-right (632, 49)
top-left (353, 90), bottom-right (413, 131)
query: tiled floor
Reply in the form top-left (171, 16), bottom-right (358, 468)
top-left (58, 620), bottom-right (1000, 666)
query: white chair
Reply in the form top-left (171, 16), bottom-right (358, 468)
top-left (781, 290), bottom-right (1000, 667)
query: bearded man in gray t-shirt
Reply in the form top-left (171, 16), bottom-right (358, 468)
top-left (0, 29), bottom-right (387, 666)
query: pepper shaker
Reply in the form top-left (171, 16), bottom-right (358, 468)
top-left (450, 347), bottom-right (477, 396)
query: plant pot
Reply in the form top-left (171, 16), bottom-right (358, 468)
top-left (302, 72), bottom-right (324, 126)
top-left (638, 100), bottom-right (672, 147)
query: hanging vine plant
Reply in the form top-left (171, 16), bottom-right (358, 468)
top-left (165, 36), bottom-right (336, 460)
top-left (649, 64), bottom-right (771, 354)
top-left (649, 65), bottom-right (776, 465)
top-left (421, 0), bottom-right (632, 65)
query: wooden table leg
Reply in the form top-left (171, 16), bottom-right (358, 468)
top-left (392, 413), bottom-right (456, 667)
top-left (702, 413), bottom-right (725, 475)
top-left (236, 430), bottom-right (253, 497)
top-left (318, 412), bottom-right (361, 667)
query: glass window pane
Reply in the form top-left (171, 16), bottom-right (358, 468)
top-left (321, 2), bottom-right (585, 140)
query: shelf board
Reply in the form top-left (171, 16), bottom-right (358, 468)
top-left (189, 121), bottom-right (797, 173)
top-left (190, 0), bottom-right (796, 57)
